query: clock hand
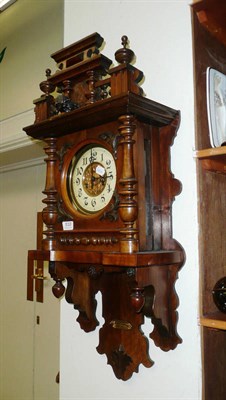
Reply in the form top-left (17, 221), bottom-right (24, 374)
top-left (98, 174), bottom-right (113, 180)
top-left (90, 149), bottom-right (95, 189)
top-left (91, 171), bottom-right (95, 189)
top-left (92, 174), bottom-right (113, 187)
top-left (89, 148), bottom-right (96, 163)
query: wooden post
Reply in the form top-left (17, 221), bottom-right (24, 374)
top-left (42, 137), bottom-right (58, 250)
top-left (118, 114), bottom-right (138, 252)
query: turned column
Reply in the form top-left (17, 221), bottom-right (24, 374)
top-left (86, 70), bottom-right (97, 103)
top-left (42, 137), bottom-right (58, 250)
top-left (118, 114), bottom-right (138, 253)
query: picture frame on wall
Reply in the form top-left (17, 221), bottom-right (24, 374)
top-left (206, 67), bottom-right (226, 147)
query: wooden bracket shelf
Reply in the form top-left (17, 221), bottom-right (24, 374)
top-left (27, 247), bottom-right (184, 380)
top-left (194, 147), bottom-right (226, 173)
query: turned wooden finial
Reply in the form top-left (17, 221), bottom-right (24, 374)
top-left (39, 68), bottom-right (55, 96)
top-left (52, 279), bottom-right (65, 298)
top-left (46, 68), bottom-right (51, 78)
top-left (115, 35), bottom-right (135, 64)
top-left (122, 35), bottom-right (128, 48)
top-left (130, 287), bottom-right (145, 313)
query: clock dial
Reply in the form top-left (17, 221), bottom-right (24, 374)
top-left (68, 145), bottom-right (117, 214)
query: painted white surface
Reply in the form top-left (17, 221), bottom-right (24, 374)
top-left (60, 1), bottom-right (201, 400)
top-left (0, 161), bottom-right (60, 400)
top-left (0, 109), bottom-right (45, 171)
top-left (0, 0), bottom-right (63, 120)
top-left (0, 1), bottom-right (63, 398)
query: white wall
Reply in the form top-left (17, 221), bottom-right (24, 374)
top-left (0, 0), bottom-right (63, 120)
top-left (0, 1), bottom-right (63, 399)
top-left (60, 1), bottom-right (201, 399)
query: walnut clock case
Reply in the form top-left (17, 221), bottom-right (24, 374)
top-left (24, 33), bottom-right (185, 381)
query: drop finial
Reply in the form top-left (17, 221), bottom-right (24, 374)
top-left (115, 35), bottom-right (134, 65)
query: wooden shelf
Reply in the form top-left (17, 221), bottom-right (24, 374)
top-left (200, 312), bottom-right (226, 330)
top-left (28, 249), bottom-right (183, 267)
top-left (194, 147), bottom-right (226, 173)
top-left (195, 146), bottom-right (226, 158)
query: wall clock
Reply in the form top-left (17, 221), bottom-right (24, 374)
top-left (24, 33), bottom-right (185, 380)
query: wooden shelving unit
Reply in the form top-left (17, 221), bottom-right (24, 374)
top-left (192, 1), bottom-right (226, 399)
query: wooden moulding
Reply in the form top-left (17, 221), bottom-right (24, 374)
top-left (24, 92), bottom-right (179, 140)
top-left (51, 32), bottom-right (104, 64)
top-left (27, 249), bottom-right (183, 267)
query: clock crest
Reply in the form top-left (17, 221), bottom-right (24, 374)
top-left (24, 33), bottom-right (185, 380)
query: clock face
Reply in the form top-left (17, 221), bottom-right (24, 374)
top-left (68, 144), bottom-right (117, 215)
